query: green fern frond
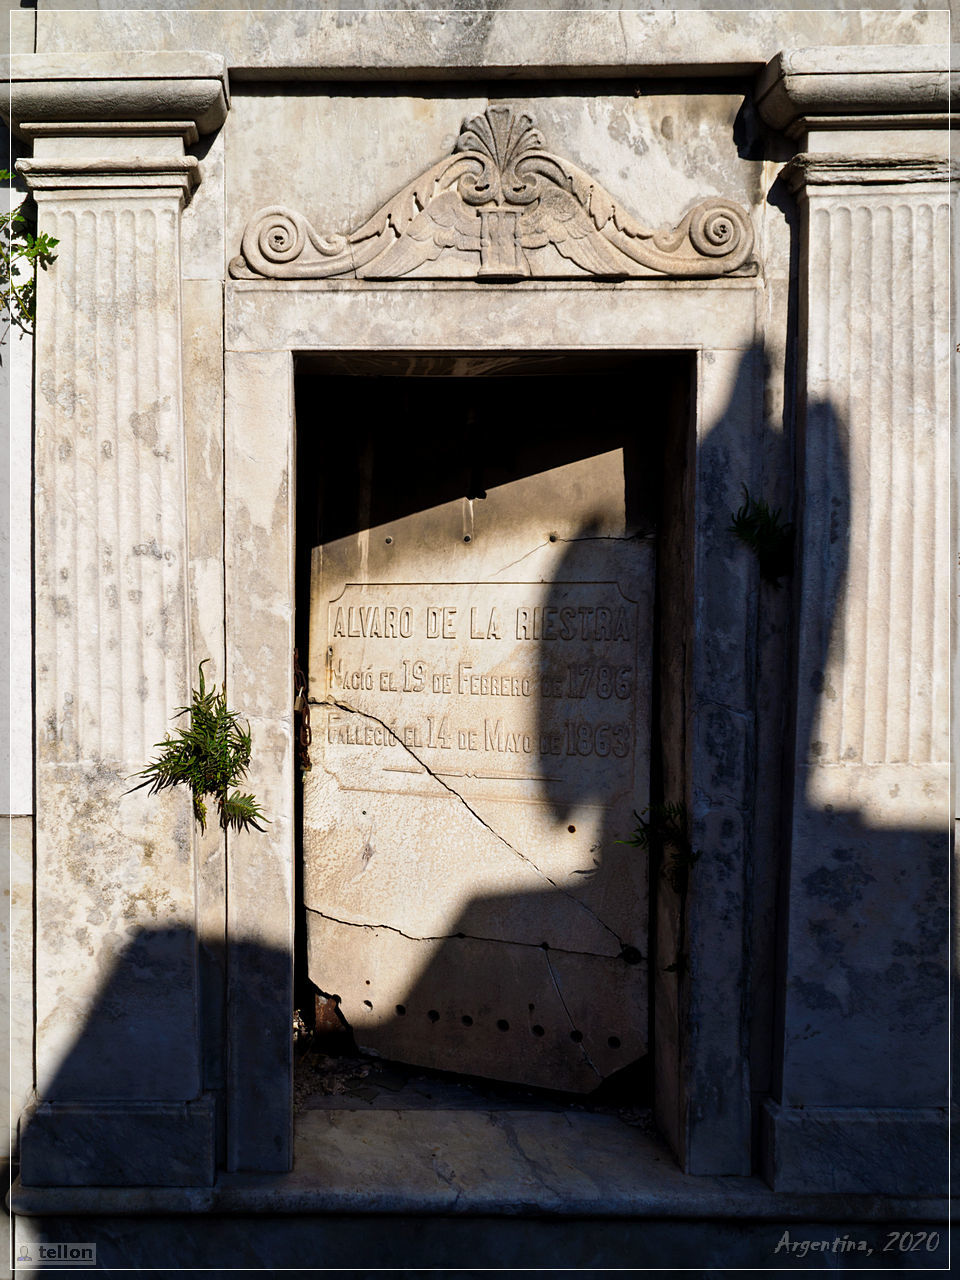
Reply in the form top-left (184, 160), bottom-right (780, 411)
top-left (129, 660), bottom-right (269, 836)
top-left (728, 485), bottom-right (794, 585)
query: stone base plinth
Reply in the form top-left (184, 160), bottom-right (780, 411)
top-left (760, 1100), bottom-right (948, 1195)
top-left (20, 1096), bottom-right (217, 1188)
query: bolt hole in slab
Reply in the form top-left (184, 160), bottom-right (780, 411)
top-left (295, 350), bottom-right (689, 1103)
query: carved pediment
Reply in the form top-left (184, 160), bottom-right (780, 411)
top-left (230, 104), bottom-right (755, 282)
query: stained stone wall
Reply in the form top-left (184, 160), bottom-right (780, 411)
top-left (3, 5), bottom-right (953, 1210)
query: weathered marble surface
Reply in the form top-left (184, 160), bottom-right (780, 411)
top-left (223, 350), bottom-right (296, 1172)
top-left (230, 103), bottom-right (755, 283)
top-left (782, 174), bottom-right (951, 1107)
top-left (182, 278), bottom-right (228, 1103)
top-left (27, 183), bottom-right (200, 1101)
top-left (31, 7), bottom-right (950, 78)
top-left (756, 43), bottom-right (954, 134)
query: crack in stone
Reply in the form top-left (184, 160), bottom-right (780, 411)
top-left (317, 695), bottom-right (624, 949)
top-left (307, 906), bottom-right (616, 961)
top-left (430, 1152), bottom-right (463, 1207)
top-left (490, 1112), bottom-right (565, 1200)
top-left (544, 950), bottom-right (603, 1082)
top-left (699, 698), bottom-right (751, 721)
top-left (490, 532), bottom-right (654, 579)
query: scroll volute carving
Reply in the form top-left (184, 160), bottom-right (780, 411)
top-left (230, 104), bottom-right (755, 282)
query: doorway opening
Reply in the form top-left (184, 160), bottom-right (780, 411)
top-left (292, 350), bottom-right (693, 1119)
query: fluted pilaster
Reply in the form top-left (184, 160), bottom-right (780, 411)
top-left (13, 55), bottom-right (228, 1182)
top-left (790, 159), bottom-right (952, 778)
top-left (22, 161), bottom-right (202, 1110)
top-left (757, 45), bottom-right (951, 1193)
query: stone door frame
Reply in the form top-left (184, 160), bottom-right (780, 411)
top-left (222, 276), bottom-right (763, 1175)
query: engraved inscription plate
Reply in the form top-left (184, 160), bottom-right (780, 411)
top-left (321, 580), bottom-right (638, 803)
top-left (302, 411), bottom-right (655, 1093)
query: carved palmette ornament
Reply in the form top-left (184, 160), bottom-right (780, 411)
top-left (230, 105), bottom-right (755, 282)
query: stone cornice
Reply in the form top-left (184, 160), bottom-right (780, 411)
top-left (4, 52), bottom-right (229, 137)
top-left (23, 10), bottom-right (952, 80)
top-left (783, 152), bottom-right (956, 192)
top-left (756, 45), bottom-right (955, 136)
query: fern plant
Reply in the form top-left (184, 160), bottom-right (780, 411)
top-left (130, 661), bottom-right (268, 834)
top-left (623, 801), bottom-right (698, 895)
top-left (728, 485), bottom-right (793, 585)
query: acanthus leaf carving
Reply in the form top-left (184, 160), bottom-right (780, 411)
top-left (229, 104), bottom-right (755, 283)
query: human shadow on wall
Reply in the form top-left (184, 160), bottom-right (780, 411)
top-left (17, 926), bottom-right (290, 1188)
top-left (767, 422), bottom-right (948, 1119)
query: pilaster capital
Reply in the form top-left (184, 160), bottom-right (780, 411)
top-left (3, 51), bottom-right (229, 141)
top-left (755, 44), bottom-right (955, 138)
top-left (17, 155), bottom-right (201, 202)
top-left (782, 151), bottom-right (956, 195)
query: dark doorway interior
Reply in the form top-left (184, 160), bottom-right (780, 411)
top-left (293, 351), bottom-right (692, 1111)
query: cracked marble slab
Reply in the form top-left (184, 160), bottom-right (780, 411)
top-left (303, 418), bottom-right (655, 1092)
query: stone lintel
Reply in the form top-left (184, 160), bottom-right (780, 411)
top-left (760, 1101), bottom-right (947, 1196)
top-left (756, 45), bottom-right (954, 137)
top-left (20, 1096), bottom-right (217, 1188)
top-left (4, 52), bottom-right (229, 138)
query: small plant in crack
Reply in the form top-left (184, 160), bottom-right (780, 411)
top-left (128, 660), bottom-right (269, 834)
top-left (622, 802), bottom-right (698, 976)
top-left (728, 484), bottom-right (793, 586)
top-left (622, 802), bottom-right (698, 894)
